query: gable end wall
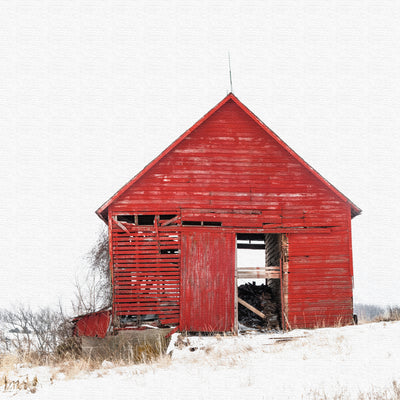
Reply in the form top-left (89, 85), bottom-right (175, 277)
top-left (108, 99), bottom-right (354, 330)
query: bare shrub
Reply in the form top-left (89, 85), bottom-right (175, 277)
top-left (0, 305), bottom-right (72, 361)
top-left (85, 227), bottom-right (111, 310)
top-left (366, 306), bottom-right (400, 323)
top-left (354, 303), bottom-right (400, 323)
top-left (72, 270), bottom-right (108, 316)
top-left (354, 304), bottom-right (386, 322)
top-left (386, 307), bottom-right (400, 321)
top-left (55, 336), bottom-right (82, 359)
top-left (0, 231), bottom-right (111, 366)
top-left (70, 228), bottom-right (111, 316)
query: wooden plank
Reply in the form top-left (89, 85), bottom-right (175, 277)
top-left (237, 272), bottom-right (268, 279)
top-left (117, 311), bottom-right (180, 317)
top-left (237, 297), bottom-right (266, 319)
top-left (159, 318), bottom-right (179, 325)
top-left (237, 265), bottom-right (280, 279)
top-left (237, 243), bottom-right (265, 249)
top-left (237, 272), bottom-right (280, 279)
top-left (160, 215), bottom-right (180, 226)
top-left (112, 217), bottom-right (131, 235)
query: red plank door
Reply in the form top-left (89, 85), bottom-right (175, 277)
top-left (180, 230), bottom-right (236, 332)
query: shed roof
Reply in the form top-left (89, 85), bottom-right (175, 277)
top-left (96, 93), bottom-right (361, 222)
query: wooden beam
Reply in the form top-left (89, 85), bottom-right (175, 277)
top-left (237, 297), bottom-right (266, 319)
top-left (236, 233), bottom-right (265, 241)
top-left (112, 217), bottom-right (131, 235)
top-left (160, 215), bottom-right (180, 227)
top-left (237, 265), bottom-right (280, 279)
top-left (237, 243), bottom-right (265, 249)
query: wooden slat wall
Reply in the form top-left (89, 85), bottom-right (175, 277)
top-left (111, 221), bottom-right (181, 326)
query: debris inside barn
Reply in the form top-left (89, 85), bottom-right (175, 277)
top-left (238, 282), bottom-right (280, 330)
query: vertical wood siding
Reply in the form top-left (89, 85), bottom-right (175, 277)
top-left (180, 230), bottom-right (236, 332)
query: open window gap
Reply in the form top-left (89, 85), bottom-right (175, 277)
top-left (116, 214), bottom-right (179, 226)
top-left (203, 221), bottom-right (222, 226)
top-left (160, 248), bottom-right (179, 255)
top-left (182, 220), bottom-right (222, 226)
top-left (182, 221), bottom-right (202, 226)
top-left (116, 215), bottom-right (135, 223)
top-left (137, 215), bottom-right (155, 225)
top-left (159, 214), bottom-right (177, 220)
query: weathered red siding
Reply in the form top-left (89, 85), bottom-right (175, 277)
top-left (287, 229), bottom-right (353, 328)
top-left (73, 310), bottom-right (111, 338)
top-left (180, 230), bottom-right (235, 332)
top-left (100, 93), bottom-right (360, 331)
top-left (111, 100), bottom-right (346, 229)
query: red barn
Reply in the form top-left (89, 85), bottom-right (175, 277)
top-left (96, 93), bottom-right (361, 332)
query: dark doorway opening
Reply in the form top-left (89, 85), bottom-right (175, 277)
top-left (236, 233), bottom-right (282, 330)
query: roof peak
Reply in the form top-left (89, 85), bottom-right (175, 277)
top-left (96, 94), bottom-right (361, 221)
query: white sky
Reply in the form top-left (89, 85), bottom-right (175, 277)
top-left (0, 0), bottom-right (399, 311)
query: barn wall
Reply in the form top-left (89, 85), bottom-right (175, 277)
top-left (286, 225), bottom-right (353, 328)
top-left (111, 100), bottom-right (346, 230)
top-left (110, 219), bottom-right (181, 327)
top-left (107, 99), bottom-right (355, 330)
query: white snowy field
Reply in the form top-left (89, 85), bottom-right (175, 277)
top-left (1, 321), bottom-right (400, 400)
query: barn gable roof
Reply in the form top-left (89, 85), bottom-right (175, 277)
top-left (96, 93), bottom-right (361, 222)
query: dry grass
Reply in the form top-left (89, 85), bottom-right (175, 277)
top-left (305, 380), bottom-right (400, 400)
top-left (1, 374), bottom-right (38, 393)
top-left (373, 307), bottom-right (400, 323)
top-left (0, 331), bottom-right (171, 387)
top-left (0, 341), bottom-right (172, 395)
top-left (305, 387), bottom-right (348, 399)
top-left (0, 353), bottom-right (41, 394)
top-left (355, 304), bottom-right (400, 324)
top-left (358, 380), bottom-right (400, 400)
top-left (0, 353), bottom-right (20, 371)
top-left (2, 324), bottom-right (400, 396)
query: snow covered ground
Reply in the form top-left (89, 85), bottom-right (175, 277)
top-left (1, 321), bottom-right (400, 399)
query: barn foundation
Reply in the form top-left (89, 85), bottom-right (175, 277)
top-left (81, 328), bottom-right (173, 360)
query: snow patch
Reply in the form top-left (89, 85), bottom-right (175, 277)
top-left (1, 322), bottom-right (400, 399)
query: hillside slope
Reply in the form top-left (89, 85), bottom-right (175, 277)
top-left (2, 322), bottom-right (400, 400)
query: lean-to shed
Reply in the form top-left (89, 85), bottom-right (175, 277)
top-left (96, 93), bottom-right (361, 332)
